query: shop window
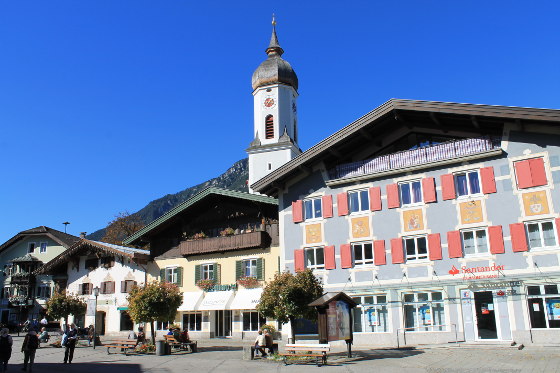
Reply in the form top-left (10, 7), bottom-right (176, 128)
top-left (351, 295), bottom-right (388, 333)
top-left (527, 284), bottom-right (560, 328)
top-left (156, 321), bottom-right (173, 331)
top-left (304, 198), bottom-right (322, 220)
top-left (403, 292), bottom-right (445, 331)
top-left (461, 228), bottom-right (489, 256)
top-left (349, 189), bottom-right (369, 213)
top-left (526, 220), bottom-right (557, 250)
top-left (242, 311), bottom-right (266, 331)
top-left (28, 243), bottom-right (36, 254)
top-left (399, 180), bottom-right (423, 206)
top-left (352, 242), bottom-right (374, 266)
top-left (455, 170), bottom-right (481, 197)
top-left (39, 242), bottom-right (47, 253)
top-left (305, 247), bottom-right (325, 270)
top-left (120, 312), bottom-right (134, 331)
top-left (183, 313), bottom-right (202, 331)
top-left (404, 236), bottom-right (428, 262)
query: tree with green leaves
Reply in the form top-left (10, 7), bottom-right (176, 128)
top-left (126, 281), bottom-right (182, 344)
top-left (46, 291), bottom-right (87, 329)
top-left (256, 269), bottom-right (323, 342)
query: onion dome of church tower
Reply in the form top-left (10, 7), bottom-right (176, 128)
top-left (252, 17), bottom-right (298, 91)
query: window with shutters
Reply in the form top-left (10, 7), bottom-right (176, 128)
top-left (349, 189), bottom-right (369, 213)
top-left (351, 295), bottom-right (388, 333)
top-left (100, 281), bottom-right (115, 294)
top-left (527, 284), bottom-right (560, 329)
top-left (121, 280), bottom-right (136, 293)
top-left (399, 180), bottom-right (423, 206)
top-left (265, 115), bottom-right (274, 139)
top-left (202, 264), bottom-right (215, 280)
top-left (526, 220), bottom-right (557, 250)
top-left (305, 247), bottom-right (325, 270)
top-left (304, 197), bottom-right (322, 220)
top-left (514, 157), bottom-right (548, 189)
top-left (352, 242), bottom-right (374, 266)
top-left (403, 292), bottom-right (445, 331)
top-left (243, 259), bottom-right (257, 278)
top-left (461, 228), bottom-right (489, 256)
top-left (80, 283), bottom-right (92, 295)
top-left (454, 170), bottom-right (481, 197)
top-left (404, 236), bottom-right (428, 261)
top-left (165, 267), bottom-right (179, 283)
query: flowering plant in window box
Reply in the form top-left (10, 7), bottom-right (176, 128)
top-left (220, 227), bottom-right (235, 237)
top-left (192, 232), bottom-right (207, 240)
top-left (196, 279), bottom-right (216, 291)
top-left (236, 276), bottom-right (260, 289)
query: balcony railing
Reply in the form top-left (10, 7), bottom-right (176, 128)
top-left (9, 273), bottom-right (35, 285)
top-left (328, 136), bottom-right (502, 181)
top-left (180, 231), bottom-right (270, 256)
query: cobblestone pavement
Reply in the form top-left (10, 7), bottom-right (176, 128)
top-left (6, 336), bottom-right (560, 373)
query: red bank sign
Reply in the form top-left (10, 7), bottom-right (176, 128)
top-left (448, 264), bottom-right (505, 280)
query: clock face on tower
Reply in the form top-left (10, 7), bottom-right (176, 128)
top-left (263, 96), bottom-right (276, 109)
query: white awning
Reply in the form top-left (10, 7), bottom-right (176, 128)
top-left (198, 291), bottom-right (234, 311)
top-left (230, 288), bottom-right (263, 310)
top-left (178, 291), bottom-right (204, 311)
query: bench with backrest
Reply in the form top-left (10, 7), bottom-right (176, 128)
top-left (164, 335), bottom-right (197, 353)
top-left (279, 344), bottom-right (330, 366)
top-left (103, 339), bottom-right (138, 355)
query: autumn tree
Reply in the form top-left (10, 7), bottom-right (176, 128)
top-left (256, 269), bottom-right (323, 342)
top-left (46, 292), bottom-right (87, 329)
top-left (101, 211), bottom-right (145, 245)
top-left (127, 281), bottom-right (182, 344)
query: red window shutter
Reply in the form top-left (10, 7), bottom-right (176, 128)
top-left (441, 174), bottom-right (456, 200)
top-left (294, 249), bottom-right (305, 272)
top-left (422, 177), bottom-right (437, 203)
top-left (529, 158), bottom-right (547, 187)
top-left (514, 160), bottom-right (533, 189)
top-left (390, 238), bottom-right (404, 264)
top-left (322, 195), bottom-right (333, 218)
top-left (374, 240), bottom-right (386, 265)
top-left (480, 167), bottom-right (497, 194)
top-left (292, 200), bottom-right (303, 223)
top-left (428, 233), bottom-right (442, 261)
top-left (337, 193), bottom-right (349, 216)
top-left (340, 244), bottom-right (353, 269)
top-left (369, 187), bottom-right (382, 211)
top-left (324, 245), bottom-right (336, 270)
top-left (386, 184), bottom-right (400, 209)
top-left (488, 225), bottom-right (505, 254)
top-left (555, 218), bottom-right (560, 244)
top-left (447, 231), bottom-right (463, 258)
top-left (510, 223), bottom-right (528, 252)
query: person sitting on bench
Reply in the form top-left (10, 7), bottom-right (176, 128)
top-left (254, 331), bottom-right (267, 357)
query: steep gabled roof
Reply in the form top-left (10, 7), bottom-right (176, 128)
top-left (35, 239), bottom-right (150, 275)
top-left (123, 187), bottom-right (278, 245)
top-left (251, 99), bottom-right (560, 196)
top-left (0, 226), bottom-right (80, 254)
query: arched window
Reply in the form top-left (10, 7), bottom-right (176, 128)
top-left (265, 115), bottom-right (274, 139)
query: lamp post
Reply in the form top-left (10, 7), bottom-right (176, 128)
top-left (92, 286), bottom-right (100, 349)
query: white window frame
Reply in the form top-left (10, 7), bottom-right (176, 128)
top-left (305, 246), bottom-right (325, 270)
top-left (183, 312), bottom-right (202, 331)
top-left (461, 228), bottom-right (489, 256)
top-left (242, 259), bottom-right (257, 278)
top-left (39, 242), bottom-right (47, 253)
top-left (526, 220), bottom-right (558, 250)
top-left (165, 267), bottom-right (178, 283)
top-left (403, 235), bottom-right (428, 262)
top-left (398, 180), bottom-right (423, 207)
top-left (351, 294), bottom-right (389, 333)
top-left (202, 263), bottom-right (214, 280)
top-left (348, 189), bottom-right (369, 214)
top-left (242, 311), bottom-right (266, 332)
top-left (28, 242), bottom-right (36, 254)
top-left (454, 169), bottom-right (482, 198)
top-left (352, 241), bottom-right (374, 266)
top-left (303, 197), bottom-right (323, 221)
top-left (403, 291), bottom-right (446, 332)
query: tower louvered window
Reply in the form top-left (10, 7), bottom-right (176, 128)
top-left (265, 115), bottom-right (274, 139)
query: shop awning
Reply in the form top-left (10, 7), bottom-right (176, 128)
top-left (198, 291), bottom-right (234, 311)
top-left (178, 291), bottom-right (204, 311)
top-left (117, 306), bottom-right (129, 311)
top-left (229, 288), bottom-right (263, 310)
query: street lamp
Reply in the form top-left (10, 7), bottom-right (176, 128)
top-left (92, 286), bottom-right (100, 349)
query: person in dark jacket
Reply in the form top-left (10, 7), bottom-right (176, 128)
top-left (22, 330), bottom-right (39, 372)
top-left (0, 328), bottom-right (13, 372)
top-left (63, 324), bottom-right (78, 364)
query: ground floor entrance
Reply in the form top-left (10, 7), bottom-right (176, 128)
top-left (473, 291), bottom-right (498, 339)
top-left (215, 310), bottom-right (232, 337)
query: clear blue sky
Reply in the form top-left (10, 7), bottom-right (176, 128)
top-left (1, 1), bottom-right (559, 243)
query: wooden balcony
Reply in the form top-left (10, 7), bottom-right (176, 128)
top-left (9, 273), bottom-right (35, 285)
top-left (180, 231), bottom-right (271, 256)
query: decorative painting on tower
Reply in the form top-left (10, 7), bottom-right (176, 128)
top-left (522, 191), bottom-right (550, 216)
top-left (402, 209), bottom-right (424, 232)
top-left (459, 200), bottom-right (484, 225)
top-left (351, 216), bottom-right (370, 239)
top-left (305, 223), bottom-right (322, 244)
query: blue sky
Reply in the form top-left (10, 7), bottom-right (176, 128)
top-left (1, 1), bottom-right (559, 243)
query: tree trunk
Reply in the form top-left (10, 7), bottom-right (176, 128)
top-left (150, 321), bottom-right (156, 345)
top-left (289, 316), bottom-right (296, 343)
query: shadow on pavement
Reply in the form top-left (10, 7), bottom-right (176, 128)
top-left (9, 362), bottom-right (151, 373)
top-left (198, 346), bottom-right (243, 352)
top-left (323, 347), bottom-right (424, 366)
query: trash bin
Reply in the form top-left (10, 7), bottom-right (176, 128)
top-left (156, 340), bottom-right (168, 356)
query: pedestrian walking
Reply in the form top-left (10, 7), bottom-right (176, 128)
top-left (0, 328), bottom-right (13, 372)
top-left (21, 330), bottom-right (39, 372)
top-left (87, 325), bottom-right (94, 347)
top-left (63, 323), bottom-right (78, 364)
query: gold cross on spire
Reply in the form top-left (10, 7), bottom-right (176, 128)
top-left (272, 13), bottom-right (276, 26)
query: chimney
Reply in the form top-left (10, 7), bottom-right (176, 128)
top-left (80, 232), bottom-right (87, 239)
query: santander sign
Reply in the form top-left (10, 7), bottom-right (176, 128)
top-left (448, 264), bottom-right (505, 280)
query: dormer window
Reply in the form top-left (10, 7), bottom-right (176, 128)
top-left (265, 115), bottom-right (274, 139)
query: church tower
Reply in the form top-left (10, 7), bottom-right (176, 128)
top-left (247, 17), bottom-right (301, 193)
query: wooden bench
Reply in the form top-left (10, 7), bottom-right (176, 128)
top-left (164, 335), bottom-right (197, 353)
top-left (104, 339), bottom-right (138, 355)
top-left (279, 344), bottom-right (330, 366)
